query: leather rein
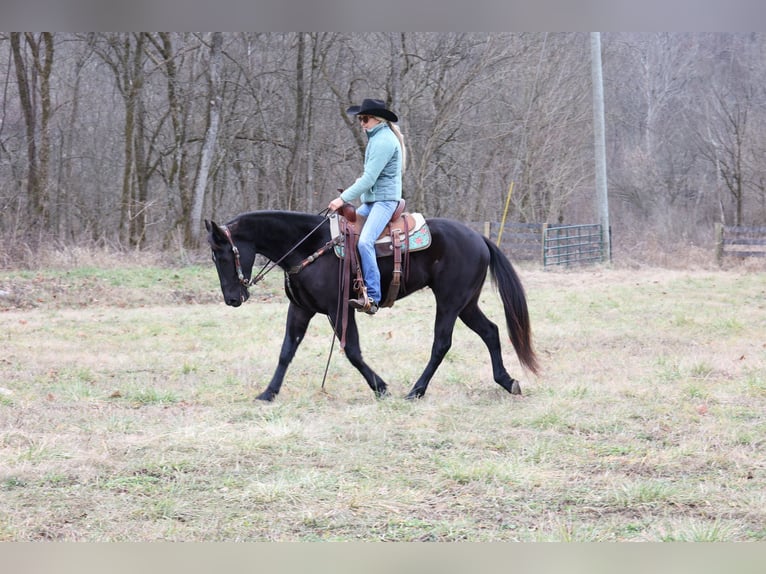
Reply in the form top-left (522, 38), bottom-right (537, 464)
top-left (219, 214), bottom-right (333, 288)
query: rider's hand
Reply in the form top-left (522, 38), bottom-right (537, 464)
top-left (328, 197), bottom-right (344, 212)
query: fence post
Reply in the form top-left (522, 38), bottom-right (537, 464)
top-left (714, 222), bottom-right (723, 265)
top-left (540, 223), bottom-right (549, 266)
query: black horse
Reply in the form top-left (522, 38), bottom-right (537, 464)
top-left (206, 210), bottom-right (539, 401)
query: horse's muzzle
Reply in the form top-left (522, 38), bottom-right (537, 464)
top-left (225, 287), bottom-right (249, 307)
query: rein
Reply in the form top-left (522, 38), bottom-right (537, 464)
top-left (220, 212), bottom-right (330, 287)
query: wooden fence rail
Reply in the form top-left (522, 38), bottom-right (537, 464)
top-left (715, 223), bottom-right (766, 263)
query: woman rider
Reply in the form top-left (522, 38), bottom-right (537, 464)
top-left (328, 98), bottom-right (407, 315)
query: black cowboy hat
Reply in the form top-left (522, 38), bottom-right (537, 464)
top-left (346, 98), bottom-right (398, 123)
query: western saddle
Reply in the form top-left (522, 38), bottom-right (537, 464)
top-left (330, 199), bottom-right (431, 346)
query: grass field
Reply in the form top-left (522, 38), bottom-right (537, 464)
top-left (1, 252), bottom-right (765, 541)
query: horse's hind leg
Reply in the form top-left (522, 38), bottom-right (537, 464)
top-left (459, 300), bottom-right (522, 395)
top-left (405, 309), bottom-right (459, 400)
top-left (256, 303), bottom-right (315, 401)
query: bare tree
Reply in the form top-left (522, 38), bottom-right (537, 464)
top-left (701, 87), bottom-right (757, 226)
top-left (506, 34), bottom-right (592, 223)
top-left (190, 32), bottom-right (223, 244)
top-left (3, 32), bottom-right (766, 257)
top-left (605, 33), bottom-right (704, 219)
top-left (10, 32), bottom-right (54, 232)
top-left (91, 33), bottom-right (150, 246)
top-left (146, 32), bottom-right (198, 244)
top-left (691, 33), bottom-right (766, 226)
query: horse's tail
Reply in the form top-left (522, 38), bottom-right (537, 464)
top-left (484, 238), bottom-right (540, 376)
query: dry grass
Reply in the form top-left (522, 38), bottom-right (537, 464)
top-left (1, 251), bottom-right (765, 541)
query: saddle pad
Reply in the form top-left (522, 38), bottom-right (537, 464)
top-left (330, 212), bottom-right (431, 259)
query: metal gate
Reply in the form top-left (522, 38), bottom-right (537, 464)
top-left (543, 223), bottom-right (605, 268)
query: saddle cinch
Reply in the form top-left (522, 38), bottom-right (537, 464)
top-left (329, 199), bottom-right (431, 309)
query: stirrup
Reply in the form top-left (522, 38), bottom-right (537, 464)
top-left (350, 284), bottom-right (369, 309)
top-left (349, 297), bottom-right (378, 315)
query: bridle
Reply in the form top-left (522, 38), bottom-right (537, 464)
top-left (218, 225), bottom-right (250, 287)
top-left (217, 214), bottom-right (332, 289)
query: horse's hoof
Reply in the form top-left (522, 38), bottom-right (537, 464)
top-left (255, 390), bottom-right (276, 402)
top-left (510, 380), bottom-right (522, 395)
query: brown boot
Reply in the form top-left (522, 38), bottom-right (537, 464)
top-left (349, 298), bottom-right (378, 315)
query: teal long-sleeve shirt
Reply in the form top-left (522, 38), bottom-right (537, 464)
top-left (340, 122), bottom-right (402, 204)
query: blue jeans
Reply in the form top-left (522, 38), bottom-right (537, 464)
top-left (356, 200), bottom-right (399, 304)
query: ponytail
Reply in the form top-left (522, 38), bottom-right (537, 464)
top-left (387, 121), bottom-right (407, 174)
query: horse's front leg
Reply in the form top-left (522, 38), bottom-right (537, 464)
top-left (256, 302), bottom-right (315, 402)
top-left (335, 311), bottom-right (388, 398)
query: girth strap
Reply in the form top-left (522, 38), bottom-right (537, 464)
top-left (380, 214), bottom-right (409, 308)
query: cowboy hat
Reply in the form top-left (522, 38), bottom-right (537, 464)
top-left (346, 98), bottom-right (398, 123)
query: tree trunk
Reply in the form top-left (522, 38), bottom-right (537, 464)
top-left (190, 32), bottom-right (223, 245)
top-left (304, 33), bottom-right (319, 213)
top-left (285, 32), bottom-right (306, 211)
top-left (10, 32), bottom-right (54, 232)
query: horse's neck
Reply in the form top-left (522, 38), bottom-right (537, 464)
top-left (235, 211), bottom-right (322, 262)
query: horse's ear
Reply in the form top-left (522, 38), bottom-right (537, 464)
top-left (205, 219), bottom-right (224, 239)
top-left (205, 219), bottom-right (227, 244)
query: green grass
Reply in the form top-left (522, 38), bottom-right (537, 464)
top-left (1, 259), bottom-right (765, 541)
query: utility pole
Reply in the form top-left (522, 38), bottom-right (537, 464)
top-left (590, 32), bottom-right (611, 262)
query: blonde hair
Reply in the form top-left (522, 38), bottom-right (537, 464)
top-left (386, 121), bottom-right (407, 174)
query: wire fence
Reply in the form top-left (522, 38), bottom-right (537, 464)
top-left (466, 221), bottom-right (607, 268)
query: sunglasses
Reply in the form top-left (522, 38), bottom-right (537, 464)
top-left (358, 115), bottom-right (373, 123)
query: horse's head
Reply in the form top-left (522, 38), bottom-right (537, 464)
top-left (205, 219), bottom-right (254, 307)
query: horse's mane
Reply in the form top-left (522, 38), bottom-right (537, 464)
top-left (229, 209), bottom-right (324, 225)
